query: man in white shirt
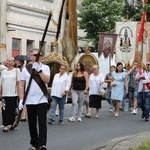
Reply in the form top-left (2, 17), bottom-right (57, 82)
top-left (135, 69), bottom-right (150, 122)
top-left (19, 49), bottom-right (50, 150)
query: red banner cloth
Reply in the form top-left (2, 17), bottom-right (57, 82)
top-left (139, 70), bottom-right (150, 90)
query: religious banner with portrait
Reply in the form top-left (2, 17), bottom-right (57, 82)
top-left (98, 33), bottom-right (118, 58)
top-left (115, 22), bottom-right (137, 65)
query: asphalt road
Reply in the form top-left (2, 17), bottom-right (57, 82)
top-left (0, 100), bottom-right (150, 150)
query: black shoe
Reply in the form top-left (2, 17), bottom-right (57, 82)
top-left (141, 113), bottom-right (145, 119)
top-left (145, 117), bottom-right (149, 122)
top-left (9, 125), bottom-right (15, 130)
top-left (28, 146), bottom-right (37, 150)
top-left (20, 118), bottom-right (27, 122)
top-left (58, 120), bottom-right (64, 125)
top-left (39, 145), bottom-right (47, 150)
top-left (119, 107), bottom-right (124, 111)
top-left (48, 119), bottom-right (55, 125)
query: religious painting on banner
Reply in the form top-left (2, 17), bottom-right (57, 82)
top-left (98, 33), bottom-right (117, 58)
top-left (115, 22), bottom-right (137, 65)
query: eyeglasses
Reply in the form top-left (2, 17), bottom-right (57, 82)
top-left (76, 65), bottom-right (80, 66)
top-left (60, 68), bottom-right (66, 70)
top-left (31, 54), bottom-right (42, 57)
top-left (93, 68), bottom-right (98, 69)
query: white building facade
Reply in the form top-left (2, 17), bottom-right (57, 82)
top-left (0, 0), bottom-right (86, 62)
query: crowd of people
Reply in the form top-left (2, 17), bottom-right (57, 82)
top-left (0, 51), bottom-right (150, 150)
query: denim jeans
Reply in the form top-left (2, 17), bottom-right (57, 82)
top-left (50, 96), bottom-right (66, 121)
top-left (128, 87), bottom-right (138, 108)
top-left (138, 92), bottom-right (150, 118)
top-left (105, 88), bottom-right (113, 109)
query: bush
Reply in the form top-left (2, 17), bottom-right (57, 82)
top-left (129, 141), bottom-right (150, 150)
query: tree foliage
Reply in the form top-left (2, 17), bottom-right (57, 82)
top-left (144, 1), bottom-right (150, 21)
top-left (78, 0), bottom-right (150, 51)
top-left (121, 0), bottom-right (142, 21)
top-left (78, 0), bottom-right (124, 51)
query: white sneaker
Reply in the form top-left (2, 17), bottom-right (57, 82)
top-left (109, 109), bottom-right (113, 112)
top-left (77, 117), bottom-right (82, 122)
top-left (131, 109), bottom-right (137, 115)
top-left (68, 117), bottom-right (76, 122)
top-left (95, 114), bottom-right (99, 118)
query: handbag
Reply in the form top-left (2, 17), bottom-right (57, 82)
top-left (15, 68), bottom-right (19, 94)
top-left (110, 80), bottom-right (117, 87)
top-left (99, 88), bottom-right (106, 97)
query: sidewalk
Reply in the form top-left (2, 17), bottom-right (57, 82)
top-left (94, 131), bottom-right (150, 150)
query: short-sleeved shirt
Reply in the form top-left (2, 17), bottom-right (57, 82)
top-left (105, 72), bottom-right (111, 88)
top-left (0, 68), bottom-right (20, 97)
top-left (128, 69), bottom-right (139, 88)
top-left (111, 71), bottom-right (127, 101)
top-left (20, 63), bottom-right (50, 105)
top-left (89, 73), bottom-right (104, 95)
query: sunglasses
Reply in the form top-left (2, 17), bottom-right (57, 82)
top-left (31, 54), bottom-right (42, 57)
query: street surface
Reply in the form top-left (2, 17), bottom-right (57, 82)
top-left (0, 100), bottom-right (150, 150)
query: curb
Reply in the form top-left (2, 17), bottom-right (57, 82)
top-left (92, 132), bottom-right (150, 150)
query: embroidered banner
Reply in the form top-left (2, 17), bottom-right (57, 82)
top-left (115, 22), bottom-right (137, 65)
top-left (98, 33), bottom-right (117, 58)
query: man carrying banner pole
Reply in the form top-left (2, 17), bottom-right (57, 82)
top-left (135, 0), bottom-right (150, 122)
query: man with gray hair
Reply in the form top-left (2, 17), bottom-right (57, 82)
top-left (19, 49), bottom-right (50, 150)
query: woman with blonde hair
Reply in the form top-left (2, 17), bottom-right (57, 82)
top-left (85, 64), bottom-right (104, 118)
top-left (0, 57), bottom-right (20, 132)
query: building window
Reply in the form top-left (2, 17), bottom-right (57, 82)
top-left (12, 38), bottom-right (21, 56)
top-left (39, 41), bottom-right (46, 56)
top-left (27, 40), bottom-right (34, 57)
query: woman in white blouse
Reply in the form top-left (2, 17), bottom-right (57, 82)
top-left (85, 65), bottom-right (104, 118)
top-left (0, 57), bottom-right (20, 132)
top-left (48, 64), bottom-right (71, 125)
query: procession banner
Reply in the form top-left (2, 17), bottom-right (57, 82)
top-left (98, 33), bottom-right (117, 58)
top-left (115, 22), bottom-right (137, 65)
top-left (51, 0), bottom-right (78, 64)
top-left (50, 0), bottom-right (63, 26)
top-left (60, 0), bottom-right (78, 64)
top-left (146, 22), bottom-right (150, 61)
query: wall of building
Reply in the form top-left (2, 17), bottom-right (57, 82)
top-left (0, 0), bottom-right (86, 62)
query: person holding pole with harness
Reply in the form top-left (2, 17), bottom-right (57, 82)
top-left (135, 68), bottom-right (150, 122)
top-left (19, 49), bottom-right (50, 150)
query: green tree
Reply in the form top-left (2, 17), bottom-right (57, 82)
top-left (78, 0), bottom-right (150, 51)
top-left (78, 0), bottom-right (124, 51)
top-left (144, 1), bottom-right (150, 21)
top-left (122, 0), bottom-right (142, 21)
